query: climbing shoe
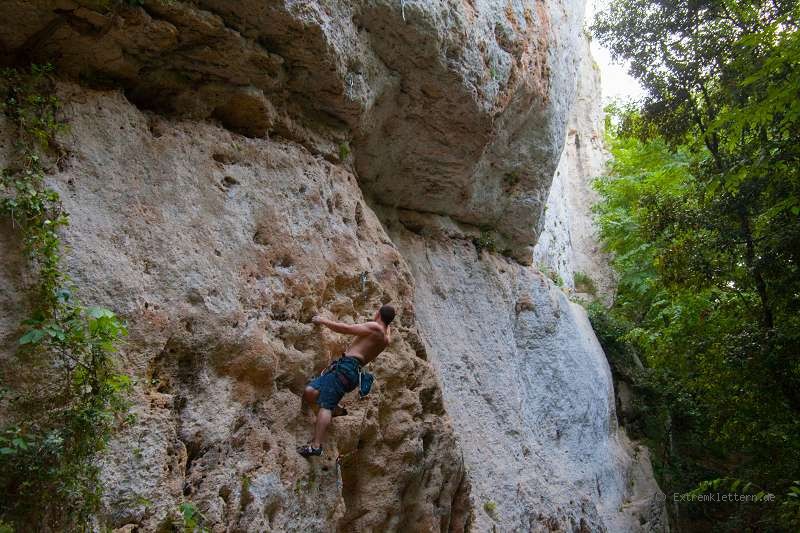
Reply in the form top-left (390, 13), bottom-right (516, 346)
top-left (332, 404), bottom-right (348, 417)
top-left (296, 444), bottom-right (323, 458)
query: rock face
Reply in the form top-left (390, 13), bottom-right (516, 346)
top-left (1, 86), bottom-right (468, 531)
top-left (1, 0), bottom-right (583, 260)
top-left (533, 37), bottom-right (616, 299)
top-left (381, 208), bottom-right (666, 532)
top-left (0, 1), bottom-right (666, 532)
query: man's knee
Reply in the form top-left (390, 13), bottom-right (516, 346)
top-left (303, 386), bottom-right (319, 404)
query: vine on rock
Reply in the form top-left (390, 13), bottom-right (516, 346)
top-left (0, 65), bottom-right (131, 530)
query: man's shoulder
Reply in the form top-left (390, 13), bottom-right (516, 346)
top-left (362, 321), bottom-right (383, 332)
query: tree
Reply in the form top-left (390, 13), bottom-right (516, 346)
top-left (592, 1), bottom-right (800, 529)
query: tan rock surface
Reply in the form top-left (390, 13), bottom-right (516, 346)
top-left (0, 85), bottom-right (467, 531)
top-left (0, 0), bottom-right (585, 259)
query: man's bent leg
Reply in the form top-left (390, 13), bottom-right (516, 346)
top-left (302, 386), bottom-right (319, 404)
top-left (301, 386), bottom-right (319, 414)
top-left (298, 377), bottom-right (338, 457)
top-left (312, 408), bottom-right (332, 448)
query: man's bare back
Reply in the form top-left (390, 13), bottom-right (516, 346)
top-left (310, 317), bottom-right (391, 365)
top-left (345, 322), bottom-right (390, 364)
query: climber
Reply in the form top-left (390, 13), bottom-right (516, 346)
top-left (296, 304), bottom-right (395, 458)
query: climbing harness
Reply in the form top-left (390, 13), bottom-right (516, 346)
top-left (318, 355), bottom-right (375, 398)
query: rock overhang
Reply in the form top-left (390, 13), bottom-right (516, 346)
top-left (1, 0), bottom-right (584, 261)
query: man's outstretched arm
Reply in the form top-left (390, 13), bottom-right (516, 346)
top-left (312, 315), bottom-right (374, 336)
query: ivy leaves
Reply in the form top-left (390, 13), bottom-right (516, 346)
top-left (18, 307), bottom-right (126, 353)
top-left (0, 65), bottom-right (130, 529)
top-left (17, 327), bottom-right (46, 345)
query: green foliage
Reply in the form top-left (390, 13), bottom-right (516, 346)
top-left (502, 171), bottom-right (521, 191)
top-left (685, 477), bottom-right (774, 502)
top-left (179, 502), bottom-right (209, 533)
top-left (573, 271), bottom-right (597, 295)
top-left (537, 263), bottom-right (564, 287)
top-left (483, 500), bottom-right (497, 517)
top-left (473, 228), bottom-right (496, 254)
top-left (782, 481), bottom-right (800, 529)
top-left (587, 302), bottom-right (679, 450)
top-left (338, 141), bottom-right (350, 161)
top-left (592, 109), bottom-right (800, 529)
top-left (0, 66), bottom-right (130, 530)
top-left (592, 4), bottom-right (800, 526)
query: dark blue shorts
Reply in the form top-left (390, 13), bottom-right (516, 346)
top-left (308, 355), bottom-right (361, 409)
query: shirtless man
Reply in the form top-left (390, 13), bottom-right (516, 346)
top-left (296, 304), bottom-right (395, 458)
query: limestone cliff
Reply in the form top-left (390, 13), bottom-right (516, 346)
top-left (0, 1), bottom-right (665, 531)
top-left (533, 36), bottom-right (616, 299)
top-left (1, 86), bottom-right (468, 531)
top-left (2, 0), bottom-right (583, 261)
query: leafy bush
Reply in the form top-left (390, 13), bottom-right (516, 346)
top-left (0, 65), bottom-right (130, 530)
top-left (180, 502), bottom-right (209, 533)
top-left (537, 263), bottom-right (564, 287)
top-left (473, 228), bottom-right (496, 254)
top-left (590, 108), bottom-right (800, 529)
top-left (573, 271), bottom-right (597, 295)
top-left (338, 141), bottom-right (350, 161)
top-left (590, 5), bottom-right (800, 522)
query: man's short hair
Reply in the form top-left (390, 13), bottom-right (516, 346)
top-left (379, 304), bottom-right (396, 325)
